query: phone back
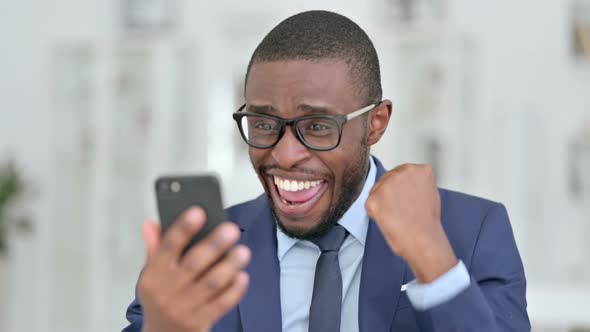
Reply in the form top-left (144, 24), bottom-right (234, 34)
top-left (155, 175), bottom-right (227, 252)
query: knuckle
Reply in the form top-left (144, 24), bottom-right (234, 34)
top-left (168, 224), bottom-right (196, 244)
top-left (397, 163), bottom-right (411, 171)
top-left (138, 275), bottom-right (155, 294)
top-left (182, 254), bottom-right (202, 273)
top-left (188, 259), bottom-right (202, 273)
top-left (365, 199), bottom-right (376, 215)
top-left (211, 263), bottom-right (237, 286)
top-left (206, 231), bottom-right (225, 250)
top-left (206, 277), bottom-right (219, 290)
top-left (207, 235), bottom-right (224, 251)
top-left (205, 265), bottom-right (232, 287)
top-left (178, 219), bottom-right (196, 233)
top-left (386, 170), bottom-right (400, 181)
top-left (206, 228), bottom-right (239, 254)
top-left (160, 236), bottom-right (176, 251)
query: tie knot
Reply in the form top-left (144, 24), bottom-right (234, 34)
top-left (311, 224), bottom-right (348, 252)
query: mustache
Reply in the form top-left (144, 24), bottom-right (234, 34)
top-left (259, 165), bottom-right (330, 178)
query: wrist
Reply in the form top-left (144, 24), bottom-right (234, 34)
top-left (407, 232), bottom-right (458, 284)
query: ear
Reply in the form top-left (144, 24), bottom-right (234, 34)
top-left (367, 99), bottom-right (393, 146)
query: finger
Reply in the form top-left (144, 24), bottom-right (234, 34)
top-left (189, 245), bottom-right (251, 302)
top-left (143, 220), bottom-right (161, 264)
top-left (394, 163), bottom-right (417, 171)
top-left (369, 178), bottom-right (384, 195)
top-left (369, 168), bottom-right (396, 194)
top-left (365, 198), bottom-right (377, 219)
top-left (179, 222), bottom-right (241, 277)
top-left (158, 207), bottom-right (206, 260)
top-left (423, 164), bottom-right (437, 181)
top-left (199, 271), bottom-right (250, 323)
top-left (171, 246), bottom-right (249, 326)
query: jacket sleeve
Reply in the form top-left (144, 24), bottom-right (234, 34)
top-left (414, 203), bottom-right (531, 331)
top-left (122, 288), bottom-right (144, 332)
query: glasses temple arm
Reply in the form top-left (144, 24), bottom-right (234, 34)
top-left (345, 103), bottom-right (378, 120)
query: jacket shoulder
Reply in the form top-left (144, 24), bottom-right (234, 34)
top-left (438, 188), bottom-right (508, 266)
top-left (225, 194), bottom-right (268, 229)
top-left (439, 188), bottom-right (500, 214)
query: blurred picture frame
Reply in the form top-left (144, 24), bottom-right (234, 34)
top-left (121, 0), bottom-right (177, 32)
top-left (569, 121), bottom-right (590, 200)
top-left (377, 0), bottom-right (448, 26)
top-left (572, 0), bottom-right (590, 59)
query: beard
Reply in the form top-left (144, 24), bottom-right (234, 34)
top-left (269, 139), bottom-right (370, 241)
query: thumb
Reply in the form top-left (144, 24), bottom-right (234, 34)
top-left (143, 220), bottom-right (161, 263)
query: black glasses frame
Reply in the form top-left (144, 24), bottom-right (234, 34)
top-left (232, 102), bottom-right (380, 151)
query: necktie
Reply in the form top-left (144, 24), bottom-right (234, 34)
top-left (308, 224), bottom-right (348, 332)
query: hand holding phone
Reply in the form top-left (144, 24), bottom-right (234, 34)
top-left (137, 175), bottom-right (251, 332)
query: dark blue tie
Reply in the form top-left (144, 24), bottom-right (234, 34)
top-left (308, 224), bottom-right (348, 332)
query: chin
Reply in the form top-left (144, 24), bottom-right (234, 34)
top-left (271, 206), bottom-right (338, 240)
top-left (277, 217), bottom-right (320, 237)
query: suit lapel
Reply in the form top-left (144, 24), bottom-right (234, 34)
top-left (358, 158), bottom-right (407, 332)
top-left (237, 197), bottom-right (283, 332)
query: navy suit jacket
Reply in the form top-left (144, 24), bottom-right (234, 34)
top-left (124, 158), bottom-right (530, 331)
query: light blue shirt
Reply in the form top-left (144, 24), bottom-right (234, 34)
top-left (276, 157), bottom-right (470, 332)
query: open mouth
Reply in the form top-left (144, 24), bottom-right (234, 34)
top-left (268, 175), bottom-right (328, 218)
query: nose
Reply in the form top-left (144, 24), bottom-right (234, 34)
top-left (271, 126), bottom-right (312, 169)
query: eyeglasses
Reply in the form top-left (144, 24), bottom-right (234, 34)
top-left (232, 103), bottom-right (379, 151)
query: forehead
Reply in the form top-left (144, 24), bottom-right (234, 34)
top-left (245, 59), bottom-right (360, 113)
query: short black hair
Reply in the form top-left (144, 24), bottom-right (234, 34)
top-left (245, 10), bottom-right (382, 106)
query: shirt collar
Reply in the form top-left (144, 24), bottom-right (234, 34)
top-left (276, 156), bottom-right (377, 261)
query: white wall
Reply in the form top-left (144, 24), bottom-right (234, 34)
top-left (0, 1), bottom-right (116, 331)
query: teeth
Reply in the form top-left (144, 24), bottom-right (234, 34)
top-left (273, 176), bottom-right (322, 192)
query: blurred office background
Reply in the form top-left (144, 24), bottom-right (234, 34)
top-left (1, 0), bottom-right (590, 331)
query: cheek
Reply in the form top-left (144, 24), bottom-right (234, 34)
top-left (248, 149), bottom-right (268, 183)
top-left (248, 148), bottom-right (264, 168)
top-left (321, 150), bottom-right (353, 191)
top-left (340, 122), bottom-right (367, 148)
top-left (334, 129), bottom-right (366, 164)
top-left (327, 127), bottom-right (369, 189)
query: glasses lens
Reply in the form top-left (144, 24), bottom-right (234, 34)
top-left (240, 115), bottom-right (281, 147)
top-left (296, 117), bottom-right (340, 149)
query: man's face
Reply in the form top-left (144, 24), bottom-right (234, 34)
top-left (244, 59), bottom-right (372, 239)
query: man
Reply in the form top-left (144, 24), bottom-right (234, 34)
top-left (123, 10), bottom-right (529, 332)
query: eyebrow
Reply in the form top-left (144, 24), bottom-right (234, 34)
top-left (299, 104), bottom-right (332, 115)
top-left (245, 105), bottom-right (276, 114)
top-left (245, 104), bottom-right (333, 115)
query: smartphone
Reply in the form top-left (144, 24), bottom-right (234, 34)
top-left (155, 174), bottom-right (227, 253)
